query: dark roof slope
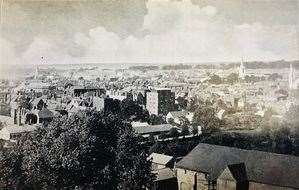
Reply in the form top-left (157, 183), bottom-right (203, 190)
top-left (175, 143), bottom-right (299, 189)
top-left (38, 108), bottom-right (54, 118)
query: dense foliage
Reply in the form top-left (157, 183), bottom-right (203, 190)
top-left (193, 106), bottom-right (223, 134)
top-left (0, 110), bottom-right (154, 190)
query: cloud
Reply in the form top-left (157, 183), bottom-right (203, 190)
top-left (21, 36), bottom-right (76, 65)
top-left (1, 0), bottom-right (298, 65)
top-left (0, 37), bottom-right (20, 65)
top-left (0, 0), bottom-right (147, 65)
top-left (73, 0), bottom-right (298, 63)
top-left (201, 5), bottom-right (217, 16)
top-left (232, 23), bottom-right (298, 61)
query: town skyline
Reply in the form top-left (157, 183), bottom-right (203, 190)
top-left (1, 1), bottom-right (299, 190)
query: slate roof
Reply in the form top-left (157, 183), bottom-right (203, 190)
top-left (133, 124), bottom-right (174, 135)
top-left (175, 143), bottom-right (299, 189)
top-left (220, 163), bottom-right (248, 182)
top-left (149, 153), bottom-right (174, 166)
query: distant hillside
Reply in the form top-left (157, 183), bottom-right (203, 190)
top-left (195, 60), bottom-right (299, 70)
top-left (244, 60), bottom-right (299, 69)
top-left (162, 64), bottom-right (192, 70)
top-left (128, 66), bottom-right (159, 71)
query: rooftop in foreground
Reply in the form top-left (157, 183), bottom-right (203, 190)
top-left (176, 143), bottom-right (299, 189)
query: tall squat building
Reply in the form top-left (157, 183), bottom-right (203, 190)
top-left (146, 88), bottom-right (175, 115)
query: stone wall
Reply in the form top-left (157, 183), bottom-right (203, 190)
top-left (176, 168), bottom-right (209, 190)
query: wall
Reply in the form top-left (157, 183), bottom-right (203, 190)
top-left (0, 128), bottom-right (10, 140)
top-left (176, 168), bottom-right (209, 190)
top-left (146, 92), bottom-right (159, 115)
top-left (93, 97), bottom-right (105, 111)
top-left (217, 179), bottom-right (237, 190)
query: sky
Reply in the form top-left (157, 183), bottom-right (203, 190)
top-left (0, 0), bottom-right (298, 65)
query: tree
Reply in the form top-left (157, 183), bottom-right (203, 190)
top-left (181, 125), bottom-right (190, 136)
top-left (268, 73), bottom-right (283, 81)
top-left (120, 99), bottom-right (148, 121)
top-left (167, 128), bottom-right (180, 138)
top-left (270, 126), bottom-right (293, 154)
top-left (148, 114), bottom-right (165, 125)
top-left (179, 116), bottom-right (190, 136)
top-left (292, 128), bottom-right (299, 156)
top-left (0, 121), bottom-right (4, 130)
top-left (136, 93), bottom-right (146, 105)
top-left (192, 125), bottom-right (199, 135)
top-left (284, 105), bottom-right (299, 128)
top-left (193, 107), bottom-right (223, 134)
top-left (19, 95), bottom-right (32, 110)
top-left (0, 149), bottom-right (22, 189)
top-left (116, 128), bottom-right (154, 190)
top-left (167, 117), bottom-right (175, 125)
top-left (179, 116), bottom-right (190, 127)
top-left (208, 74), bottom-right (222, 85)
top-left (187, 96), bottom-right (204, 112)
top-left (226, 73), bottom-right (239, 85)
top-left (176, 96), bottom-right (188, 110)
top-left (0, 110), bottom-right (154, 189)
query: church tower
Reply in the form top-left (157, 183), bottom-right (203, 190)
top-left (239, 57), bottom-right (246, 80)
top-left (289, 64), bottom-right (295, 89)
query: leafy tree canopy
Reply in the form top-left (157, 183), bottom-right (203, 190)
top-left (0, 110), bottom-right (154, 190)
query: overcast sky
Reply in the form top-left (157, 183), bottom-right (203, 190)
top-left (0, 0), bottom-right (298, 65)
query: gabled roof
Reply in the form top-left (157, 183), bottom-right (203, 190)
top-left (133, 124), bottom-right (174, 135)
top-left (176, 143), bottom-right (299, 189)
